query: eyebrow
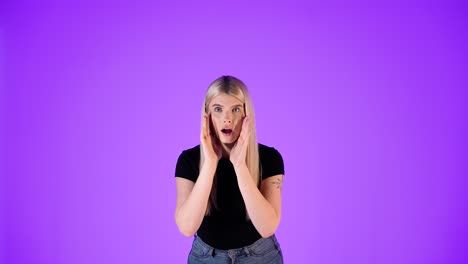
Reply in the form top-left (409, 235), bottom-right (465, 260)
top-left (212, 104), bottom-right (244, 108)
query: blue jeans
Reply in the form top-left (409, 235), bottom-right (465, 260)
top-left (188, 234), bottom-right (283, 264)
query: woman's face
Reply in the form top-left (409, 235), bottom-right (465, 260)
top-left (208, 94), bottom-right (245, 145)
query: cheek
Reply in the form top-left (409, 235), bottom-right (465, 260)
top-left (210, 114), bottom-right (222, 128)
top-left (234, 117), bottom-right (244, 131)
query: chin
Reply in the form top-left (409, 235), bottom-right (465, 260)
top-left (221, 140), bottom-right (235, 145)
top-left (220, 137), bottom-right (239, 145)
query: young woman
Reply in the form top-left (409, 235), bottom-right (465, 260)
top-left (175, 76), bottom-right (285, 264)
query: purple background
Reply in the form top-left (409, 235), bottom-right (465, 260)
top-left (2, 1), bottom-right (467, 263)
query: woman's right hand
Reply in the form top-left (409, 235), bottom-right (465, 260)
top-left (201, 114), bottom-right (222, 164)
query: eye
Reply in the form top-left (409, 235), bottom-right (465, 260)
top-left (233, 107), bottom-right (241, 113)
top-left (214, 107), bottom-right (222, 112)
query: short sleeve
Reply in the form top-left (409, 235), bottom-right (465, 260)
top-left (261, 147), bottom-right (285, 180)
top-left (175, 150), bottom-right (199, 182)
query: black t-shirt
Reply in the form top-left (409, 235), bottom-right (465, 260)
top-left (175, 143), bottom-right (284, 249)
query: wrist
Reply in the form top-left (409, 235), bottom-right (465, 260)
top-left (203, 159), bottom-right (218, 170)
top-left (233, 162), bottom-right (248, 172)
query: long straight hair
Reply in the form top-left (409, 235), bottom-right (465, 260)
top-left (200, 76), bottom-right (260, 215)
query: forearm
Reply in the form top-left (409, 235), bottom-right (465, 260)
top-left (235, 165), bottom-right (280, 237)
top-left (176, 162), bottom-right (217, 237)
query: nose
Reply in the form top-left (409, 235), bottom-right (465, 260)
top-left (223, 112), bottom-right (232, 124)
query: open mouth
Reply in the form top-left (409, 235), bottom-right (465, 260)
top-left (221, 128), bottom-right (233, 135)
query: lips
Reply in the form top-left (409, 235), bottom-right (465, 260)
top-left (221, 128), bottom-right (233, 135)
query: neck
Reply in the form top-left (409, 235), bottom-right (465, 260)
top-left (221, 143), bottom-right (235, 158)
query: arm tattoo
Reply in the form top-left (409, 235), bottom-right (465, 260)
top-left (272, 176), bottom-right (284, 190)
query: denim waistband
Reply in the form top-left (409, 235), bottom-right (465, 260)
top-left (192, 234), bottom-right (281, 258)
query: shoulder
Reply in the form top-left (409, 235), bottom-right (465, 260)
top-left (179, 144), bottom-right (200, 160)
top-left (258, 143), bottom-right (283, 160)
top-left (258, 143), bottom-right (285, 179)
top-left (175, 145), bottom-right (200, 181)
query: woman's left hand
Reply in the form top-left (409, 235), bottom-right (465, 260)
top-left (230, 116), bottom-right (251, 168)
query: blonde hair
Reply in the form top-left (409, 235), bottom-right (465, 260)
top-left (200, 76), bottom-right (260, 215)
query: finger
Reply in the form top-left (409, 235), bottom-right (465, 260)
top-left (201, 115), bottom-right (211, 143)
top-left (201, 115), bottom-right (207, 139)
top-left (240, 117), bottom-right (250, 140)
top-left (205, 115), bottom-right (210, 137)
top-left (206, 115), bottom-right (213, 138)
top-left (201, 116), bottom-right (205, 140)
